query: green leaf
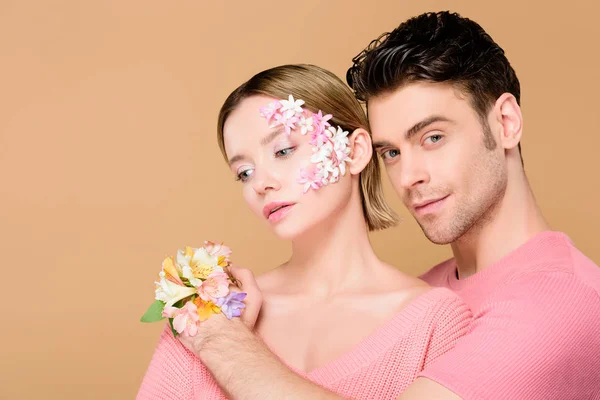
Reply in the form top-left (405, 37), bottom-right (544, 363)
top-left (168, 318), bottom-right (178, 337)
top-left (140, 300), bottom-right (166, 323)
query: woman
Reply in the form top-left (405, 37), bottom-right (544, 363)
top-left (138, 64), bottom-right (472, 399)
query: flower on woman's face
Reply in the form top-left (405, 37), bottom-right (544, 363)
top-left (279, 95), bottom-right (305, 116)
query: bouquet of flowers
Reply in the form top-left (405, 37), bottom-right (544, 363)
top-left (141, 241), bottom-right (247, 337)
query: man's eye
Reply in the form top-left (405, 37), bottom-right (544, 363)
top-left (425, 135), bottom-right (443, 144)
top-left (381, 149), bottom-right (400, 159)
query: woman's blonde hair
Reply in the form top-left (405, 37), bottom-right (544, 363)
top-left (217, 64), bottom-right (398, 231)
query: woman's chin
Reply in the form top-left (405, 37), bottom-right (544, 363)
top-left (271, 224), bottom-right (305, 241)
top-left (270, 217), bottom-right (329, 242)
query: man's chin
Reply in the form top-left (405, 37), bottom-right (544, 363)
top-left (419, 224), bottom-right (460, 245)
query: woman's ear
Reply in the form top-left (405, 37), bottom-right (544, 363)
top-left (347, 128), bottom-right (373, 175)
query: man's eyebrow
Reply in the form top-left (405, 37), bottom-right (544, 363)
top-left (405, 115), bottom-right (452, 140)
top-left (373, 140), bottom-right (394, 150)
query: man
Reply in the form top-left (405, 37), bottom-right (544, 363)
top-left (177, 11), bottom-right (600, 399)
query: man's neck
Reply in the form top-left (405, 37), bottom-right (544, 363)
top-left (451, 173), bottom-right (551, 279)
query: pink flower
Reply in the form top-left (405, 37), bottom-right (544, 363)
top-left (197, 271), bottom-right (230, 302)
top-left (162, 302), bottom-right (200, 337)
top-left (274, 113), bottom-right (298, 135)
top-left (204, 241), bottom-right (232, 258)
top-left (259, 101), bottom-right (282, 124)
top-left (297, 167), bottom-right (322, 193)
top-left (310, 129), bottom-right (329, 147)
top-left (312, 110), bottom-right (332, 132)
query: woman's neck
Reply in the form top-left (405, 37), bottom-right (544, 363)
top-left (283, 192), bottom-right (383, 297)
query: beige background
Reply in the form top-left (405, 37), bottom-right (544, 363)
top-left (1, 1), bottom-right (598, 398)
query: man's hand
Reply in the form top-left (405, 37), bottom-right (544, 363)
top-left (227, 266), bottom-right (263, 329)
top-left (177, 266), bottom-right (263, 357)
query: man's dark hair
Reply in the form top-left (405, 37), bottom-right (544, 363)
top-left (347, 11), bottom-right (522, 153)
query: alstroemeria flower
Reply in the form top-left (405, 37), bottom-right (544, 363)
top-left (204, 241), bottom-right (232, 258)
top-left (204, 241), bottom-right (232, 269)
top-left (161, 256), bottom-right (184, 285)
top-left (197, 271), bottom-right (229, 302)
top-left (215, 291), bottom-right (247, 320)
top-left (155, 275), bottom-right (197, 308)
top-left (163, 302), bottom-right (200, 337)
top-left (178, 246), bottom-right (224, 287)
top-left (194, 297), bottom-right (221, 321)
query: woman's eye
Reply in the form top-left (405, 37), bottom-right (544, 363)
top-left (236, 169), bottom-right (253, 182)
top-left (275, 147), bottom-right (295, 157)
top-left (381, 149), bottom-right (400, 160)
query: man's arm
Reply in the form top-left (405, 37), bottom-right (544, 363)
top-left (178, 266), bottom-right (344, 400)
top-left (197, 317), bottom-right (343, 400)
top-left (400, 272), bottom-right (600, 400)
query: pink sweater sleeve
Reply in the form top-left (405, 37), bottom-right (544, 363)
top-left (137, 324), bottom-right (196, 400)
top-left (422, 291), bottom-right (473, 369)
top-left (418, 272), bottom-right (600, 399)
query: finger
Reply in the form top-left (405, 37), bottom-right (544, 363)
top-left (224, 265), bottom-right (242, 288)
top-left (228, 266), bottom-right (263, 328)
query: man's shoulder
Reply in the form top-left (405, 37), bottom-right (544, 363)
top-left (419, 258), bottom-right (455, 287)
top-left (565, 240), bottom-right (600, 295)
top-left (512, 233), bottom-right (600, 296)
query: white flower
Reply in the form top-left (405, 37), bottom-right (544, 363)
top-left (298, 116), bottom-right (314, 135)
top-left (177, 247), bottom-right (223, 287)
top-left (155, 275), bottom-right (197, 307)
top-left (279, 95), bottom-right (304, 116)
top-left (325, 126), bottom-right (336, 139)
top-left (338, 159), bottom-right (346, 176)
top-left (182, 266), bottom-right (202, 287)
top-left (320, 158), bottom-right (338, 179)
top-left (311, 149), bottom-right (327, 164)
top-left (333, 127), bottom-right (350, 150)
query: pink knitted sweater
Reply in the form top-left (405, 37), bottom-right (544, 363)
top-left (419, 231), bottom-right (600, 399)
top-left (137, 287), bottom-right (472, 399)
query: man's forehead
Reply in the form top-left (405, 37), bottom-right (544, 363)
top-left (367, 83), bottom-right (471, 138)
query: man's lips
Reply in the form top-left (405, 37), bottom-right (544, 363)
top-left (412, 195), bottom-right (450, 215)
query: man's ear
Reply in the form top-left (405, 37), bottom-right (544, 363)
top-left (493, 93), bottom-right (523, 150)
